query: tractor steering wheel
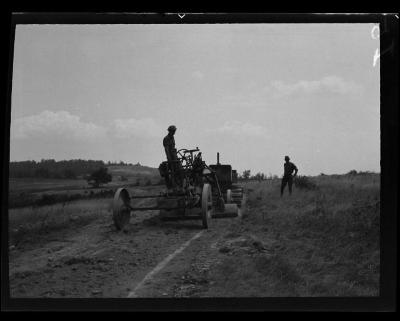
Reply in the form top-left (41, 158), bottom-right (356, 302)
top-left (177, 149), bottom-right (188, 159)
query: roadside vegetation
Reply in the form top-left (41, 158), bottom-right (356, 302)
top-left (209, 172), bottom-right (380, 296)
top-left (9, 199), bottom-right (112, 247)
top-left (8, 189), bottom-right (115, 209)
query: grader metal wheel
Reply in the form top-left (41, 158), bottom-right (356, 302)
top-left (113, 188), bottom-right (131, 230)
top-left (201, 184), bottom-right (213, 229)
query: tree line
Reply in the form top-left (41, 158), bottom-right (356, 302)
top-left (239, 170), bottom-right (278, 181)
top-left (105, 161), bottom-right (141, 166)
top-left (9, 159), bottom-right (106, 179)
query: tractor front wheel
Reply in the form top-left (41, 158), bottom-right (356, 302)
top-left (201, 184), bottom-right (213, 229)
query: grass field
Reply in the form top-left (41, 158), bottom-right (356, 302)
top-left (8, 199), bottom-right (113, 247)
top-left (208, 173), bottom-right (380, 296)
top-left (9, 178), bottom-right (89, 194)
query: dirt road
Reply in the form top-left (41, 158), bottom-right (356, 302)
top-left (9, 190), bottom-right (248, 298)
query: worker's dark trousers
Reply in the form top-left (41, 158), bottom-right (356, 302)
top-left (167, 152), bottom-right (183, 188)
top-left (281, 175), bottom-right (293, 195)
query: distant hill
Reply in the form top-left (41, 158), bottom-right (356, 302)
top-left (9, 159), bottom-right (160, 180)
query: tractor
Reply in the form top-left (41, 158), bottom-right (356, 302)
top-left (112, 148), bottom-right (245, 230)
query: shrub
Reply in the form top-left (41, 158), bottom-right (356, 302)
top-left (242, 170), bottom-right (251, 180)
top-left (35, 194), bottom-right (58, 206)
top-left (294, 175), bottom-right (317, 190)
top-left (86, 167), bottom-right (112, 188)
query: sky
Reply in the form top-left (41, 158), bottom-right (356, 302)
top-left (10, 23), bottom-right (380, 176)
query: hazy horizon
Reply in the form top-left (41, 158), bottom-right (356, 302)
top-left (10, 23), bottom-right (380, 176)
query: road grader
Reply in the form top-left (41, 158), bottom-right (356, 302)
top-left (112, 148), bottom-right (245, 230)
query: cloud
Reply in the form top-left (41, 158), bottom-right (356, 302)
top-left (192, 70), bottom-right (204, 80)
top-left (209, 120), bottom-right (267, 138)
top-left (269, 76), bottom-right (363, 98)
top-left (216, 76), bottom-right (362, 111)
top-left (112, 117), bottom-right (162, 139)
top-left (11, 110), bottom-right (107, 140)
top-left (11, 111), bottom-right (164, 142)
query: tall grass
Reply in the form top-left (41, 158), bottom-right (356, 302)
top-left (240, 173), bottom-right (380, 296)
top-left (294, 176), bottom-right (317, 190)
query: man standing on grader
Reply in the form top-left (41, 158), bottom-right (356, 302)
top-left (163, 125), bottom-right (178, 162)
top-left (163, 125), bottom-right (183, 190)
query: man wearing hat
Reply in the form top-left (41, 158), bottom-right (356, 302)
top-left (281, 155), bottom-right (298, 196)
top-left (163, 125), bottom-right (177, 162)
top-left (163, 125), bottom-right (182, 188)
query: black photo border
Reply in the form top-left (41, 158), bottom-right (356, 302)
top-left (1, 12), bottom-right (398, 312)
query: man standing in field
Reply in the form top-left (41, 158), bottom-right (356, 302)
top-left (281, 156), bottom-right (298, 196)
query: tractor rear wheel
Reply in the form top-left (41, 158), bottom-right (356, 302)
top-left (113, 188), bottom-right (131, 230)
top-left (201, 184), bottom-right (213, 229)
